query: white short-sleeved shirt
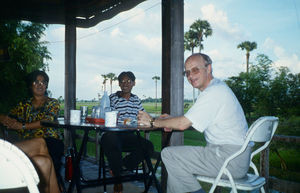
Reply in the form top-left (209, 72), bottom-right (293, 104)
top-left (184, 78), bottom-right (248, 145)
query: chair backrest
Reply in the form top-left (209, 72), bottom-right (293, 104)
top-left (249, 116), bottom-right (278, 142)
top-left (246, 116), bottom-right (279, 159)
top-left (0, 139), bottom-right (40, 193)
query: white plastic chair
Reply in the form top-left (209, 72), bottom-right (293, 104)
top-left (195, 116), bottom-right (279, 193)
top-left (0, 139), bottom-right (40, 193)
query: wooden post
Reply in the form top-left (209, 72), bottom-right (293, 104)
top-left (260, 147), bottom-right (270, 192)
top-left (161, 0), bottom-right (184, 192)
top-left (64, 18), bottom-right (77, 150)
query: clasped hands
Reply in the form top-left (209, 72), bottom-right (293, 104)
top-left (0, 115), bottom-right (22, 130)
top-left (137, 111), bottom-right (172, 132)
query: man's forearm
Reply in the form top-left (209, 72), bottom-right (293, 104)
top-left (153, 116), bottom-right (191, 131)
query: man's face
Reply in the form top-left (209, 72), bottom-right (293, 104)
top-left (119, 75), bottom-right (135, 94)
top-left (184, 56), bottom-right (211, 91)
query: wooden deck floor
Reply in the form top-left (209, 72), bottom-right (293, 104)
top-left (61, 158), bottom-right (157, 193)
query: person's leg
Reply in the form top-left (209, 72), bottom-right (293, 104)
top-left (100, 132), bottom-right (124, 193)
top-left (15, 138), bottom-right (49, 157)
top-left (161, 145), bottom-right (224, 193)
top-left (31, 154), bottom-right (60, 193)
top-left (31, 155), bottom-right (50, 193)
top-left (161, 144), bottom-right (251, 193)
top-left (121, 133), bottom-right (154, 170)
top-left (15, 138), bottom-right (60, 193)
top-left (100, 132), bottom-right (123, 177)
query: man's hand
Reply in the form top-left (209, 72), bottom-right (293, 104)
top-left (137, 111), bottom-right (152, 127)
top-left (159, 114), bottom-right (172, 132)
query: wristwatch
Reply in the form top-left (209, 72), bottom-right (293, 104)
top-left (150, 118), bottom-right (155, 128)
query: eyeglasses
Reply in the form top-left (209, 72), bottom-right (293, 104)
top-left (33, 80), bottom-right (48, 86)
top-left (120, 79), bottom-right (132, 84)
top-left (183, 64), bottom-right (209, 77)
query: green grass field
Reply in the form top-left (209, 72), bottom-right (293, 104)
top-left (61, 101), bottom-right (300, 182)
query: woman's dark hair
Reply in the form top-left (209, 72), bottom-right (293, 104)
top-left (118, 71), bottom-right (136, 82)
top-left (26, 70), bottom-right (49, 96)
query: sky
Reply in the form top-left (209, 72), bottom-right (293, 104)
top-left (43, 0), bottom-right (300, 101)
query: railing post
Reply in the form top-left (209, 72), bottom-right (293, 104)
top-left (260, 147), bottom-right (270, 192)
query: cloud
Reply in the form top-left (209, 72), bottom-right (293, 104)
top-left (134, 34), bottom-right (161, 51)
top-left (47, 26), bottom-right (65, 42)
top-left (263, 38), bottom-right (300, 73)
top-left (200, 4), bottom-right (246, 41)
top-left (111, 28), bottom-right (123, 37)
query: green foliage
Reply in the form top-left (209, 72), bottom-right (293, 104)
top-left (184, 19), bottom-right (212, 53)
top-left (0, 20), bottom-right (50, 113)
top-left (226, 54), bottom-right (300, 121)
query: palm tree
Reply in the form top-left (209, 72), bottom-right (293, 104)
top-left (184, 30), bottom-right (198, 54)
top-left (101, 74), bottom-right (108, 92)
top-left (152, 76), bottom-right (160, 111)
top-left (190, 19), bottom-right (213, 53)
top-left (237, 41), bottom-right (257, 73)
top-left (106, 73), bottom-right (117, 94)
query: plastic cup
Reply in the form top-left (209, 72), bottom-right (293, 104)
top-left (70, 110), bottom-right (81, 124)
top-left (105, 111), bottom-right (118, 127)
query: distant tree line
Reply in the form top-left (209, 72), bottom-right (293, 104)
top-left (141, 97), bottom-right (193, 103)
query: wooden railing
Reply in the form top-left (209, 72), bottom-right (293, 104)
top-left (261, 135), bottom-right (300, 193)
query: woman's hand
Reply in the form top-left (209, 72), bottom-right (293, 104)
top-left (2, 116), bottom-right (22, 130)
top-left (137, 111), bottom-right (152, 127)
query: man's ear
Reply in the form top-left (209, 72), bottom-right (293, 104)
top-left (133, 81), bottom-right (136, 86)
top-left (207, 64), bottom-right (212, 74)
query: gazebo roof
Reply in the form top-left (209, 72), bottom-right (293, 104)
top-left (0, 0), bottom-right (145, 28)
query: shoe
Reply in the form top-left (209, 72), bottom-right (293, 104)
top-left (113, 183), bottom-right (123, 193)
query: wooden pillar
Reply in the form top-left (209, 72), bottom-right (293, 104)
top-left (261, 148), bottom-right (270, 192)
top-left (161, 0), bottom-right (184, 192)
top-left (64, 18), bottom-right (77, 148)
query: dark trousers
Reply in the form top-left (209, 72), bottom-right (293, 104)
top-left (45, 137), bottom-right (64, 174)
top-left (100, 132), bottom-right (154, 178)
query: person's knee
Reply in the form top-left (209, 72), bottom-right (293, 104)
top-left (35, 138), bottom-right (49, 155)
top-left (101, 132), bottom-right (117, 145)
top-left (161, 147), bottom-right (172, 162)
top-left (32, 155), bottom-right (52, 174)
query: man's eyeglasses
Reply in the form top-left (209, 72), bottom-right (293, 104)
top-left (183, 64), bottom-right (209, 77)
top-left (120, 79), bottom-right (132, 84)
top-left (33, 80), bottom-right (48, 86)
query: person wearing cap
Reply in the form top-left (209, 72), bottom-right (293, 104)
top-left (100, 71), bottom-right (154, 193)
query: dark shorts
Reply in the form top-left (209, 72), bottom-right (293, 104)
top-left (44, 137), bottom-right (64, 172)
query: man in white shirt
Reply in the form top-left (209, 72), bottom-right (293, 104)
top-left (138, 53), bottom-right (251, 193)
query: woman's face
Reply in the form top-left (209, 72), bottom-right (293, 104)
top-left (32, 75), bottom-right (48, 96)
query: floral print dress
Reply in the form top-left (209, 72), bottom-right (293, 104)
top-left (9, 97), bottom-right (61, 139)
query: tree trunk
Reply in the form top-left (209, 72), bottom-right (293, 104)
top-left (246, 52), bottom-right (250, 73)
top-left (155, 80), bottom-right (157, 111)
